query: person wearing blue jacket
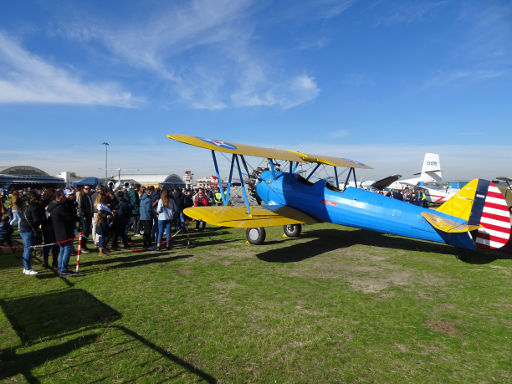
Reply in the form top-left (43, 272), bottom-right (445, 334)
top-left (139, 186), bottom-right (154, 249)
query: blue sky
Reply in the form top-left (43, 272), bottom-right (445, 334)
top-left (1, 0), bottom-right (511, 182)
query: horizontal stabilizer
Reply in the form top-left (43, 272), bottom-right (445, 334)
top-left (421, 212), bottom-right (480, 233)
top-left (184, 205), bottom-right (317, 228)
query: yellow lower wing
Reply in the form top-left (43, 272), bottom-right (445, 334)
top-left (421, 212), bottom-right (480, 233)
top-left (184, 205), bottom-right (317, 228)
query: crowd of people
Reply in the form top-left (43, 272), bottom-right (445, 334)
top-left (0, 180), bottom-right (432, 277)
top-left (0, 183), bottom-right (223, 277)
top-left (373, 187), bottom-right (429, 207)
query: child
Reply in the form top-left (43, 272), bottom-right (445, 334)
top-left (95, 205), bottom-right (113, 256)
top-left (0, 215), bottom-right (14, 252)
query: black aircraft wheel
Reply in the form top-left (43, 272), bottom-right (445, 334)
top-left (283, 224), bottom-right (302, 238)
top-left (246, 227), bottom-right (266, 245)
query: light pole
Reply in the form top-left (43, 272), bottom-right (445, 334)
top-left (102, 142), bottom-right (109, 186)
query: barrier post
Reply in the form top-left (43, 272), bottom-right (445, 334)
top-left (76, 232), bottom-right (82, 273)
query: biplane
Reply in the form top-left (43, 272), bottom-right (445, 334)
top-left (168, 134), bottom-right (511, 251)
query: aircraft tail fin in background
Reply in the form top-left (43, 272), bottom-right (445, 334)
top-left (419, 153), bottom-right (442, 183)
top-left (437, 179), bottom-right (511, 249)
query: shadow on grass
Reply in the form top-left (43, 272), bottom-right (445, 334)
top-left (36, 254), bottom-right (194, 278)
top-left (257, 228), bottom-right (511, 264)
top-left (0, 289), bottom-right (217, 383)
top-left (456, 249), bottom-right (512, 264)
top-left (0, 333), bottom-right (100, 383)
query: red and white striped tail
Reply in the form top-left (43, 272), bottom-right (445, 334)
top-left (475, 182), bottom-right (511, 249)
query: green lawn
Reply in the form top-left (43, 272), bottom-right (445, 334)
top-left (1, 223), bottom-right (511, 383)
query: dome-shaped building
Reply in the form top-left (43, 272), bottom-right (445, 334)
top-left (119, 173), bottom-right (186, 189)
top-left (0, 166), bottom-right (65, 189)
top-left (160, 173), bottom-right (186, 190)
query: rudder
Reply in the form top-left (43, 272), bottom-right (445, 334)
top-left (437, 179), bottom-right (511, 249)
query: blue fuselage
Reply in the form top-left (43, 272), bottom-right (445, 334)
top-left (256, 171), bottom-right (475, 250)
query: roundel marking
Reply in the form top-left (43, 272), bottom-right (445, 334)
top-left (196, 137), bottom-right (237, 150)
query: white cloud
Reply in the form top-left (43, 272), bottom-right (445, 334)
top-left (456, 2), bottom-right (512, 66)
top-left (422, 69), bottom-right (507, 88)
top-left (232, 75), bottom-right (320, 109)
top-left (422, 3), bottom-right (512, 90)
top-left (57, 0), bottom-right (321, 110)
top-left (0, 31), bottom-right (140, 107)
top-left (316, 0), bottom-right (356, 20)
top-left (329, 130), bottom-right (350, 139)
top-left (2, 141), bottom-right (510, 184)
top-left (343, 72), bottom-right (372, 86)
top-left (377, 1), bottom-right (446, 26)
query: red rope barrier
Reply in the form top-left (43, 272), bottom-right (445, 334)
top-left (0, 236), bottom-right (77, 249)
top-left (130, 229), bottom-right (182, 252)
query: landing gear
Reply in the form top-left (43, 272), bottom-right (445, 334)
top-left (283, 224), bottom-right (302, 237)
top-left (246, 227), bottom-right (266, 245)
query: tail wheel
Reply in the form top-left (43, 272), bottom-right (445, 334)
top-left (283, 224), bottom-right (301, 237)
top-left (246, 227), bottom-right (266, 245)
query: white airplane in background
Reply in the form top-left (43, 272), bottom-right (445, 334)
top-left (388, 153), bottom-right (459, 204)
top-left (336, 153), bottom-right (459, 204)
top-left (388, 153), bottom-right (442, 188)
top-left (344, 153), bottom-right (441, 191)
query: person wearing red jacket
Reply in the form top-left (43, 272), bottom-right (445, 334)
top-left (193, 188), bottom-right (209, 231)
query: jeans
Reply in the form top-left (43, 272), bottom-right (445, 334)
top-left (58, 240), bottom-right (74, 273)
top-left (157, 220), bottom-right (172, 247)
top-left (151, 217), bottom-right (159, 240)
top-left (19, 229), bottom-right (34, 270)
top-left (9, 209), bottom-right (21, 227)
top-left (173, 211), bottom-right (185, 232)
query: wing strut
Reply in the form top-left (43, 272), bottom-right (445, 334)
top-left (240, 155), bottom-right (251, 178)
top-left (211, 150), bottom-right (226, 202)
top-left (235, 155), bottom-right (251, 215)
top-left (306, 163), bottom-right (321, 181)
top-left (224, 154), bottom-right (236, 206)
top-left (343, 167), bottom-right (357, 188)
top-left (211, 150), bottom-right (252, 215)
top-left (334, 166), bottom-right (339, 189)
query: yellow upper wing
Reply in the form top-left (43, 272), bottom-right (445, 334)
top-left (184, 205), bottom-right (318, 228)
top-left (168, 134), bottom-right (371, 169)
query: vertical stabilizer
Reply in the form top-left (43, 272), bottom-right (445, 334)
top-left (475, 182), bottom-right (511, 249)
top-left (437, 179), bottom-right (511, 249)
top-left (420, 153), bottom-right (442, 183)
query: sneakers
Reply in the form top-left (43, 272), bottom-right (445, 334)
top-left (23, 268), bottom-right (38, 275)
top-left (58, 270), bottom-right (73, 277)
top-left (80, 248), bottom-right (90, 254)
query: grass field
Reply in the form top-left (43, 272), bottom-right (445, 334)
top-left (1, 223), bottom-right (511, 383)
